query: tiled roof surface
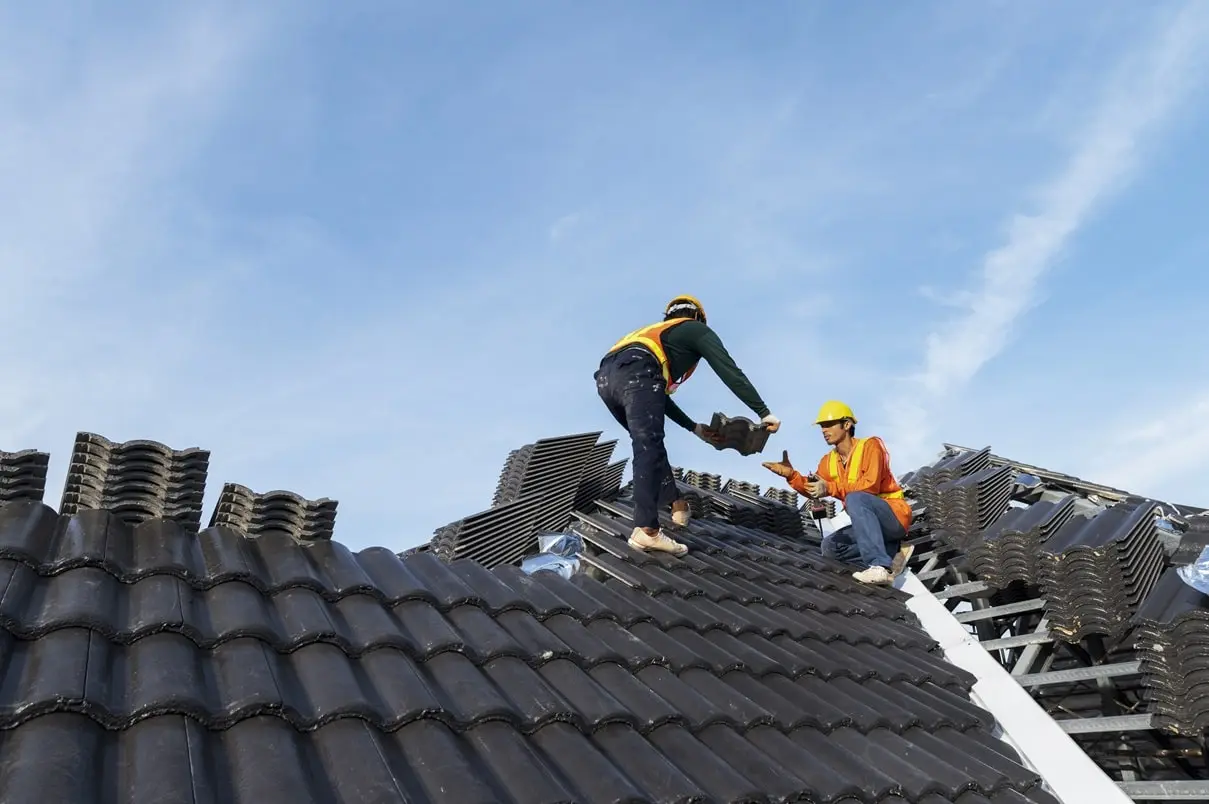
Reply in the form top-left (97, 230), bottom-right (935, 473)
top-left (0, 432), bottom-right (1065, 803)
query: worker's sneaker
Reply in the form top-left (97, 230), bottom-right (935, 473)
top-left (671, 499), bottom-right (692, 527)
top-left (890, 544), bottom-right (915, 577)
top-left (852, 565), bottom-right (893, 585)
top-left (628, 526), bottom-right (688, 556)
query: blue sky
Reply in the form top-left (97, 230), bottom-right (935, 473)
top-left (4, 1), bottom-right (1208, 552)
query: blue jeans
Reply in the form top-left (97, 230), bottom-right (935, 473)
top-left (823, 491), bottom-right (905, 569)
top-left (594, 348), bottom-right (678, 529)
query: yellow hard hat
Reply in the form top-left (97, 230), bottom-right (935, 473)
top-left (665, 294), bottom-right (707, 324)
top-left (815, 400), bottom-right (857, 424)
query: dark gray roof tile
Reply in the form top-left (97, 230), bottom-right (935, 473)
top-left (0, 430), bottom-right (1072, 803)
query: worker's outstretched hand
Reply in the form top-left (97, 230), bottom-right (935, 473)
top-left (760, 413), bottom-right (781, 433)
top-left (761, 450), bottom-right (795, 478)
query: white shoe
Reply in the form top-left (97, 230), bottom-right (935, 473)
top-left (671, 500), bottom-right (691, 527)
top-left (628, 526), bottom-right (688, 556)
top-left (852, 565), bottom-right (893, 585)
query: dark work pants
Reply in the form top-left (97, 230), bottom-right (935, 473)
top-left (594, 348), bottom-right (678, 529)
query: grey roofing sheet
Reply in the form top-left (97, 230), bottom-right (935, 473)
top-left (0, 487), bottom-right (1063, 804)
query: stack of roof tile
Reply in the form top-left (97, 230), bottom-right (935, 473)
top-left (58, 432), bottom-right (211, 532)
top-left (665, 481), bottom-right (807, 541)
top-left (721, 478), bottom-right (761, 496)
top-left (430, 496), bottom-right (542, 567)
top-left (803, 498), bottom-right (838, 520)
top-left (905, 446), bottom-right (991, 512)
top-left (682, 469), bottom-right (722, 493)
top-left (492, 444), bottom-right (535, 506)
top-left (676, 483), bottom-right (766, 529)
top-left (763, 487), bottom-right (799, 508)
top-left (725, 487), bottom-right (806, 541)
top-left (572, 438), bottom-right (625, 510)
top-left (435, 432), bottom-right (615, 568)
top-left (927, 466), bottom-right (1015, 550)
top-left (964, 496), bottom-right (1078, 589)
top-left (209, 483), bottom-right (338, 542)
top-left (1038, 501), bottom-right (1167, 642)
top-left (1130, 567), bottom-right (1209, 736)
top-left (492, 432), bottom-right (601, 518)
top-left (0, 448), bottom-right (49, 506)
top-left (0, 431), bottom-right (1070, 802)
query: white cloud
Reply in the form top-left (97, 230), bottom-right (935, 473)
top-left (0, 7), bottom-right (269, 485)
top-left (1080, 389), bottom-right (1209, 505)
top-left (885, 3), bottom-right (1209, 465)
top-left (548, 211), bottom-right (583, 242)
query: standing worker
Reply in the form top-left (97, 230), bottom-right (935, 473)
top-left (761, 400), bottom-right (913, 584)
top-left (595, 294), bottom-right (781, 556)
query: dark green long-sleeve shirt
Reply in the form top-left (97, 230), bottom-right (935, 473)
top-left (658, 319), bottom-right (770, 431)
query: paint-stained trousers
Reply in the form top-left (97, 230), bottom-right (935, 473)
top-left (594, 347), bottom-right (678, 529)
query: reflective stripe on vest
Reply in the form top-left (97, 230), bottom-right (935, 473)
top-left (827, 437), bottom-right (905, 500)
top-left (606, 318), bottom-right (699, 394)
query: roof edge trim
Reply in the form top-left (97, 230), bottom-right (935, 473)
top-left (899, 572), bottom-right (1130, 804)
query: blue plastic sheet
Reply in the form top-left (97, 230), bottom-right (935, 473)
top-left (521, 530), bottom-right (584, 579)
top-left (1177, 544), bottom-right (1209, 595)
top-left (537, 531), bottom-right (583, 557)
top-left (520, 553), bottom-right (580, 579)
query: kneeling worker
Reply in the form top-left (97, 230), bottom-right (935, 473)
top-left (762, 400), bottom-right (913, 585)
top-left (595, 294), bottom-right (781, 556)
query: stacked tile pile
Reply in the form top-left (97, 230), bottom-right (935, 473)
top-left (928, 466), bottom-right (1015, 549)
top-left (430, 495), bottom-right (544, 568)
top-left (661, 478), bottom-right (806, 541)
top-left (964, 496), bottom-right (1078, 588)
top-left (726, 486), bottom-right (806, 540)
top-left (1038, 501), bottom-right (1167, 642)
top-left (492, 444), bottom-right (535, 506)
top-left (432, 432), bottom-right (614, 568)
top-left (802, 499), bottom-right (838, 520)
top-left (571, 439), bottom-right (624, 510)
top-left (675, 482), bottom-right (759, 526)
top-left (763, 487), bottom-right (799, 508)
top-left (210, 483), bottom-right (339, 542)
top-left (905, 446), bottom-right (991, 515)
top-left (722, 478), bottom-right (761, 496)
top-left (59, 432), bottom-right (210, 531)
top-left (0, 448), bottom-right (49, 506)
top-left (673, 483), bottom-right (714, 520)
top-left (1131, 566), bottom-right (1209, 735)
top-left (682, 469), bottom-right (722, 493)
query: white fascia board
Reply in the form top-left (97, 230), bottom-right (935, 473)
top-left (898, 572), bottom-right (1131, 804)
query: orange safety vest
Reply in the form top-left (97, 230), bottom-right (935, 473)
top-left (607, 318), bottom-right (699, 394)
top-left (826, 437), bottom-right (905, 500)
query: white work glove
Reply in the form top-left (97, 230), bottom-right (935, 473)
top-left (760, 413), bottom-right (781, 433)
top-left (802, 475), bottom-right (828, 498)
